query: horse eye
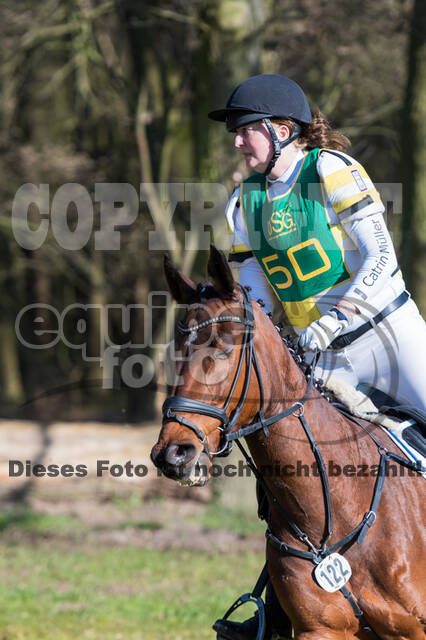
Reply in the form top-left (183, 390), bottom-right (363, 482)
top-left (214, 349), bottom-right (231, 360)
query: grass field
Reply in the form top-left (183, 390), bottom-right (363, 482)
top-left (0, 541), bottom-right (263, 640)
top-left (0, 422), bottom-right (266, 638)
top-left (0, 491), bottom-right (265, 639)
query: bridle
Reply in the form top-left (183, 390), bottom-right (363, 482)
top-left (161, 284), bottom-right (421, 640)
top-left (162, 284), bottom-right (255, 457)
top-left (162, 284), bottom-right (315, 458)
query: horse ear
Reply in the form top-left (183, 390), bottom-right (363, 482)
top-left (207, 244), bottom-right (235, 298)
top-left (164, 254), bottom-right (196, 303)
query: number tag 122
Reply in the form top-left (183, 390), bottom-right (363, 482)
top-left (314, 553), bottom-right (352, 593)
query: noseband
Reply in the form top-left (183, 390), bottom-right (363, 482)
top-left (162, 285), bottom-right (255, 457)
top-left (162, 285), bottom-right (314, 458)
top-left (161, 285), bottom-right (419, 640)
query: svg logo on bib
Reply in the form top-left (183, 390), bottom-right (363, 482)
top-left (267, 206), bottom-right (297, 239)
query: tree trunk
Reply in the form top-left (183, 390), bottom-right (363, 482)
top-left (401, 0), bottom-right (426, 314)
top-left (0, 322), bottom-right (24, 403)
top-left (88, 249), bottom-right (106, 382)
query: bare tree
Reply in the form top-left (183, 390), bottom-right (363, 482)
top-left (402, 0), bottom-right (426, 314)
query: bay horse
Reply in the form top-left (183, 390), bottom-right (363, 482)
top-left (151, 245), bottom-right (425, 640)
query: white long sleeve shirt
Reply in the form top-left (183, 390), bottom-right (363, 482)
top-left (226, 148), bottom-right (404, 332)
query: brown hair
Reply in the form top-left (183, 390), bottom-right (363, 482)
top-left (271, 110), bottom-right (351, 152)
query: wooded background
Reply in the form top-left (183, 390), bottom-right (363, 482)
top-left (0, 0), bottom-right (424, 422)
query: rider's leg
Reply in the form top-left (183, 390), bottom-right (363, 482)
top-left (315, 300), bottom-right (426, 460)
top-left (342, 298), bottom-right (426, 410)
top-left (345, 299), bottom-right (426, 460)
top-left (372, 299), bottom-right (426, 411)
top-left (314, 298), bottom-right (426, 410)
top-left (213, 612), bottom-right (272, 640)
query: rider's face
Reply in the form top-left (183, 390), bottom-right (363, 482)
top-left (234, 121), bottom-right (273, 173)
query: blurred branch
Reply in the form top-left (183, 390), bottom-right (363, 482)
top-left (148, 7), bottom-right (210, 31)
top-left (341, 126), bottom-right (399, 139)
top-left (19, 0), bottom-right (114, 51)
top-left (345, 101), bottom-right (401, 126)
top-left (136, 83), bottom-right (181, 263)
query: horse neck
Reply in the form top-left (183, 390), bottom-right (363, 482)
top-left (243, 308), bottom-right (369, 538)
top-left (250, 307), bottom-right (309, 419)
top-left (246, 310), bottom-right (354, 464)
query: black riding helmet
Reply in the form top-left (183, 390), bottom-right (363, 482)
top-left (208, 74), bottom-right (312, 175)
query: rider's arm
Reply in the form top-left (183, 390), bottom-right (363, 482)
top-left (339, 214), bottom-right (399, 316)
top-left (318, 150), bottom-right (399, 320)
top-left (226, 188), bottom-right (276, 314)
top-left (299, 151), bottom-right (402, 352)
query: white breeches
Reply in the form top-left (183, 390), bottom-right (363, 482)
top-left (315, 298), bottom-right (426, 411)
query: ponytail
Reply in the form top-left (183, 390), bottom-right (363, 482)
top-left (271, 110), bottom-right (351, 152)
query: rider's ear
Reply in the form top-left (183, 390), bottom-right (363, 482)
top-left (207, 244), bottom-right (235, 298)
top-left (164, 254), bottom-right (197, 303)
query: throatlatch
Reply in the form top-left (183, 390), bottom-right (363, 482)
top-left (164, 285), bottom-right (423, 640)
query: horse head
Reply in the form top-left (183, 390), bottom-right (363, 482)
top-left (150, 245), bottom-right (277, 486)
top-left (150, 245), bottom-right (426, 638)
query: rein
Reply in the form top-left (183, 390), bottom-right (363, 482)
top-left (163, 285), bottom-right (316, 457)
top-left (162, 285), bottom-right (419, 640)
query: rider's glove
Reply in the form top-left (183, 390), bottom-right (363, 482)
top-left (298, 307), bottom-right (349, 352)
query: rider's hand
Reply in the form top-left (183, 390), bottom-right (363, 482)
top-left (298, 308), bottom-right (349, 352)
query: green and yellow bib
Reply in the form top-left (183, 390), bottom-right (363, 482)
top-left (240, 148), bottom-right (351, 327)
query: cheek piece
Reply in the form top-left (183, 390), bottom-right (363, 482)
top-left (262, 118), bottom-right (301, 176)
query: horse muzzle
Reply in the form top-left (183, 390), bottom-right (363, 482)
top-left (150, 442), bottom-right (210, 486)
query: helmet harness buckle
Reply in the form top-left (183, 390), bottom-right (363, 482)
top-left (262, 117), bottom-right (302, 176)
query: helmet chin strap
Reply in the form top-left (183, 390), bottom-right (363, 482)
top-left (262, 118), bottom-right (301, 176)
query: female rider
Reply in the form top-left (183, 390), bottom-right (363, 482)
top-left (209, 73), bottom-right (426, 414)
top-left (208, 73), bottom-right (426, 640)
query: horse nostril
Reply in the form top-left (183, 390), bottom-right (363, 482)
top-left (150, 447), bottom-right (160, 466)
top-left (165, 443), bottom-right (197, 467)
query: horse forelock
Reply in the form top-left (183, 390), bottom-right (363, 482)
top-left (176, 282), bottom-right (242, 331)
top-left (192, 280), bottom-right (239, 302)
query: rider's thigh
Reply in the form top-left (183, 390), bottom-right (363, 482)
top-left (314, 348), bottom-right (358, 388)
top-left (379, 299), bottom-right (426, 410)
top-left (346, 299), bottom-right (426, 410)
